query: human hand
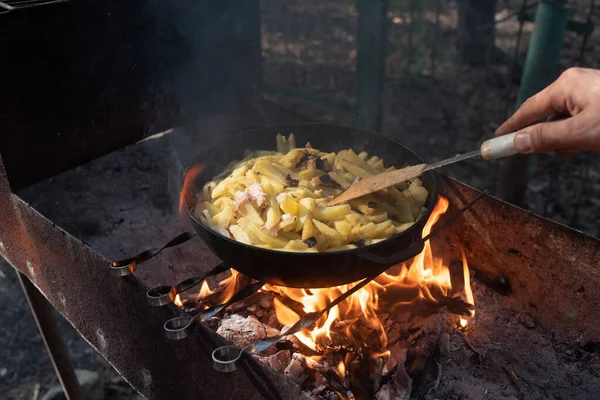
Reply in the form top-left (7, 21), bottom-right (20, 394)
top-left (495, 67), bottom-right (600, 156)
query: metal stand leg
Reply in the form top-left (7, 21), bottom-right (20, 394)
top-left (17, 272), bottom-right (84, 400)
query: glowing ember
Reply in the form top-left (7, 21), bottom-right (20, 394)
top-left (460, 318), bottom-right (468, 328)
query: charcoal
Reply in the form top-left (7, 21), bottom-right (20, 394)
top-left (383, 341), bottom-right (408, 376)
top-left (392, 363), bottom-right (413, 399)
top-left (375, 382), bottom-right (411, 400)
top-left (285, 358), bottom-right (308, 385)
top-left (438, 331), bottom-right (451, 356)
top-left (269, 350), bottom-right (292, 374)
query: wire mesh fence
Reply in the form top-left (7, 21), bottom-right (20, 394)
top-left (260, 0), bottom-right (600, 238)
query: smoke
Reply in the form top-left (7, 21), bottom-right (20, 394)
top-left (143, 0), bottom-right (263, 210)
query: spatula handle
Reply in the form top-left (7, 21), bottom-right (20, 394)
top-left (480, 132), bottom-right (519, 160)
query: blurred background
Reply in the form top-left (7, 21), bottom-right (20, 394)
top-left (260, 0), bottom-right (599, 239)
top-left (1, 0), bottom-right (599, 398)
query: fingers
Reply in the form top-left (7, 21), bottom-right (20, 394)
top-left (495, 84), bottom-right (563, 136)
top-left (511, 115), bottom-right (587, 154)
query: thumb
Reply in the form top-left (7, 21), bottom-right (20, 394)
top-left (512, 117), bottom-right (582, 154)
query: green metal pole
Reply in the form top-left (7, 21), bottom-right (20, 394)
top-left (516, 0), bottom-right (570, 106)
top-left (499, 0), bottom-right (570, 206)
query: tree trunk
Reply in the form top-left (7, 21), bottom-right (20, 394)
top-left (458, 0), bottom-right (497, 66)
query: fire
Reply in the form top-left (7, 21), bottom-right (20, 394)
top-left (337, 361), bottom-right (346, 380)
top-left (200, 268), bottom-right (241, 305)
top-left (174, 294), bottom-right (183, 307)
top-left (459, 248), bottom-right (475, 328)
top-left (186, 268), bottom-right (243, 310)
top-left (269, 196), bottom-right (476, 352)
top-left (174, 195), bottom-right (476, 350)
top-left (461, 249), bottom-right (475, 317)
top-left (179, 163), bottom-right (205, 218)
top-left (199, 280), bottom-right (214, 299)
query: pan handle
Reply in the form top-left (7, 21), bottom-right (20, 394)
top-left (358, 233), bottom-right (425, 266)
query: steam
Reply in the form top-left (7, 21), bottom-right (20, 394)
top-left (141, 0), bottom-right (263, 212)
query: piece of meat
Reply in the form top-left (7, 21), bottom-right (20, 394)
top-left (248, 182), bottom-right (266, 205)
top-left (233, 191), bottom-right (252, 210)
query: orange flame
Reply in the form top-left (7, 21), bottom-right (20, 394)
top-left (174, 195), bottom-right (476, 350)
top-left (174, 294), bottom-right (183, 307)
top-left (198, 280), bottom-right (214, 300)
top-left (194, 269), bottom-right (242, 309)
top-left (269, 196), bottom-right (475, 352)
top-left (337, 361), bottom-right (346, 380)
top-left (461, 248), bottom-right (475, 317)
top-left (179, 163), bottom-right (205, 217)
top-left (215, 269), bottom-right (241, 304)
top-left (460, 248), bottom-right (475, 327)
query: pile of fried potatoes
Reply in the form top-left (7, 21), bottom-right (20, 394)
top-left (194, 134), bottom-right (429, 252)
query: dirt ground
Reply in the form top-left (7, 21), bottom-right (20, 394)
top-left (2, 0), bottom-right (600, 399)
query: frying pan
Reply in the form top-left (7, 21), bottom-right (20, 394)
top-left (181, 123), bottom-right (439, 288)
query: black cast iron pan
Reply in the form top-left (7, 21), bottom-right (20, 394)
top-left (181, 123), bottom-right (439, 288)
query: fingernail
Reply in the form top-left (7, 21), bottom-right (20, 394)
top-left (514, 132), bottom-right (532, 153)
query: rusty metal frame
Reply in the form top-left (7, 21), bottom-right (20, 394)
top-left (0, 151), bottom-right (310, 399)
top-left (3, 160), bottom-right (600, 399)
top-left (2, 150), bottom-right (600, 398)
top-left (17, 272), bottom-right (85, 400)
top-left (441, 176), bottom-right (600, 340)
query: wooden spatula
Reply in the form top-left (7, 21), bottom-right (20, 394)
top-left (328, 132), bottom-right (518, 206)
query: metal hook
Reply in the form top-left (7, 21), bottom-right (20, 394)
top-left (163, 281), bottom-right (264, 340)
top-left (109, 232), bottom-right (196, 277)
top-left (110, 259), bottom-right (138, 276)
top-left (146, 264), bottom-right (229, 306)
top-left (164, 316), bottom-right (194, 340)
top-left (212, 345), bottom-right (244, 372)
